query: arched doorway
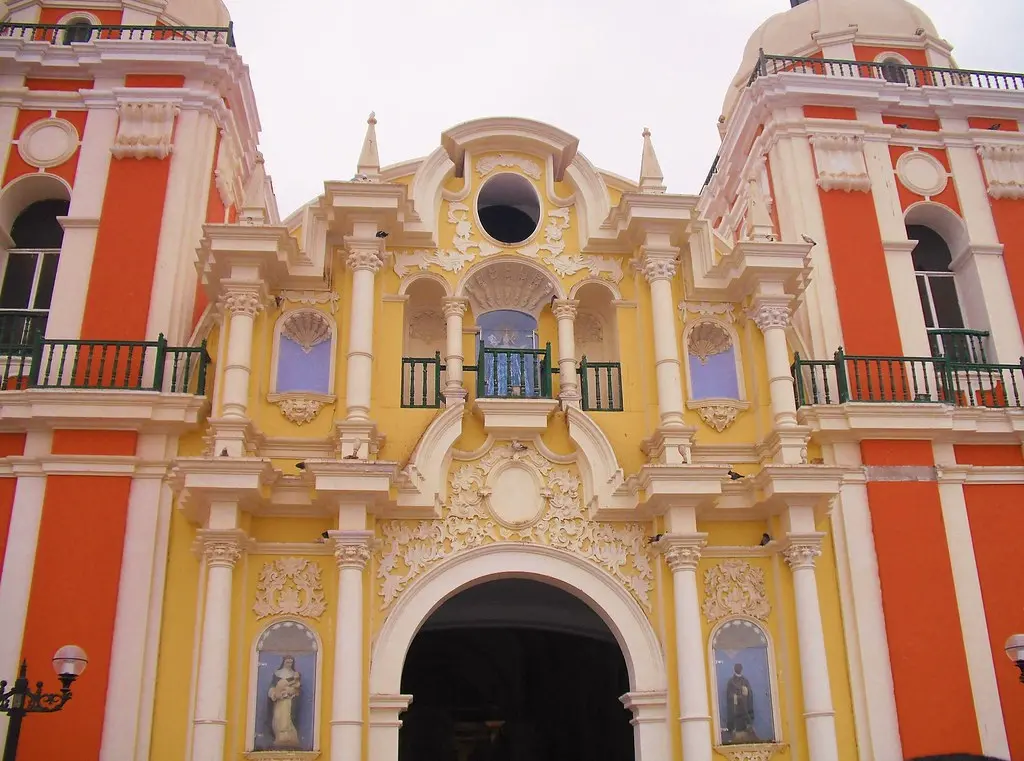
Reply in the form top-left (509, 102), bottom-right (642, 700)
top-left (368, 545), bottom-right (670, 761)
top-left (399, 578), bottom-right (634, 761)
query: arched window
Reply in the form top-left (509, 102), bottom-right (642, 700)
top-left (272, 310), bottom-right (334, 394)
top-left (686, 321), bottom-right (740, 400)
top-left (711, 619), bottom-right (778, 745)
top-left (0, 199), bottom-right (67, 345)
top-left (250, 620), bottom-right (320, 752)
top-left (62, 18), bottom-right (94, 44)
top-left (477, 309), bottom-right (540, 397)
top-left (880, 58), bottom-right (909, 84)
top-left (909, 224), bottom-right (970, 358)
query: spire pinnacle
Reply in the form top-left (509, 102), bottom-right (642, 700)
top-left (639, 127), bottom-right (666, 194)
top-left (239, 152), bottom-right (269, 225)
top-left (355, 111), bottom-right (380, 181)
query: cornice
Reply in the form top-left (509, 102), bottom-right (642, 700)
top-left (798, 404), bottom-right (1024, 445)
top-left (0, 390), bottom-right (206, 434)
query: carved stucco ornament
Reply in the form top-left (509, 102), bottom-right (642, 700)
top-left (273, 397), bottom-right (325, 425)
top-left (694, 402), bottom-right (745, 433)
top-left (253, 558), bottom-right (328, 620)
top-left (702, 559), bottom-right (771, 622)
top-left (377, 442), bottom-right (653, 610)
top-left (715, 743), bottom-right (788, 761)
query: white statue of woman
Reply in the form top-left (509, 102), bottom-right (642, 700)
top-left (268, 656), bottom-right (302, 748)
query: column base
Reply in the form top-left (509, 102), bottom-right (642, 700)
top-left (334, 420), bottom-right (384, 460)
top-left (207, 417), bottom-right (261, 457)
top-left (443, 386), bottom-right (468, 404)
top-left (758, 426), bottom-right (812, 465)
top-left (641, 425), bottom-right (698, 465)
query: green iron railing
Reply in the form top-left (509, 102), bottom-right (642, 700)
top-left (0, 21), bottom-right (235, 46)
top-left (928, 327), bottom-right (989, 364)
top-left (792, 347), bottom-right (1024, 409)
top-left (579, 358), bottom-right (623, 412)
top-left (0, 310), bottom-right (48, 346)
top-left (0, 334), bottom-right (210, 394)
top-left (475, 342), bottom-right (553, 399)
top-left (401, 353), bottom-right (443, 408)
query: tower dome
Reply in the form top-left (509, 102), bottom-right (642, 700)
top-left (721, 0), bottom-right (939, 121)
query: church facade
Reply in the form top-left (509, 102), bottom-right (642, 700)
top-left (0, 0), bottom-right (1022, 760)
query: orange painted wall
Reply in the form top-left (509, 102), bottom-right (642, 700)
top-left (968, 116), bottom-right (1019, 131)
top-left (989, 197), bottom-right (1024, 333)
top-left (854, 45), bottom-right (929, 68)
top-left (2, 110), bottom-right (87, 188)
top-left (803, 105), bottom-right (857, 120)
top-left (25, 78), bottom-right (94, 91)
top-left (956, 445), bottom-right (1024, 759)
top-left (18, 474), bottom-right (130, 761)
top-left (38, 7), bottom-right (122, 24)
top-left (817, 186), bottom-right (902, 353)
top-left (0, 433), bottom-right (27, 577)
top-left (883, 115), bottom-right (941, 132)
top-left (51, 429), bottom-right (137, 456)
top-left (889, 146), bottom-right (961, 213)
top-left (861, 440), bottom-right (980, 757)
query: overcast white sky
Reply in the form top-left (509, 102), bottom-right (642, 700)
top-left (221, 0), bottom-right (1024, 218)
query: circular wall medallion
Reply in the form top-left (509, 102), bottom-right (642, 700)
top-left (896, 150), bottom-right (948, 197)
top-left (486, 463), bottom-right (544, 528)
top-left (17, 118), bottom-right (79, 169)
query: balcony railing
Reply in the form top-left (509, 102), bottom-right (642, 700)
top-left (401, 353), bottom-right (443, 409)
top-left (0, 335), bottom-right (210, 394)
top-left (0, 310), bottom-right (48, 346)
top-left (475, 343), bottom-right (553, 400)
top-left (748, 51), bottom-right (1024, 91)
top-left (0, 21), bottom-right (235, 46)
top-left (792, 348), bottom-right (1024, 408)
top-left (928, 327), bottom-right (989, 364)
top-left (579, 358), bottom-right (623, 412)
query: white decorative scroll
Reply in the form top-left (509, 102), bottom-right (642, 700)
top-left (213, 129), bottom-right (241, 209)
top-left (111, 102), bottom-right (179, 160)
top-left (281, 290), bottom-right (342, 314)
top-left (518, 207), bottom-right (570, 258)
top-left (702, 559), bottom-right (771, 621)
top-left (809, 133), bottom-right (871, 192)
top-left (977, 144), bottom-right (1024, 200)
top-left (475, 153), bottom-right (543, 180)
top-left (680, 301), bottom-right (736, 323)
top-left (393, 249), bottom-right (475, 276)
top-left (253, 558), bottom-right (328, 620)
top-left (449, 201), bottom-right (503, 257)
top-left (378, 442), bottom-right (653, 610)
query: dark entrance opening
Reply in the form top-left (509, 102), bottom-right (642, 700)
top-left (399, 579), bottom-right (635, 761)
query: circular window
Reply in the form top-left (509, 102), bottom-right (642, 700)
top-left (476, 173), bottom-right (541, 246)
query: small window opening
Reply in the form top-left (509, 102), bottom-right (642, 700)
top-left (476, 173), bottom-right (541, 246)
top-left (909, 224), bottom-right (974, 360)
top-left (880, 59), bottom-right (909, 84)
top-left (63, 19), bottom-right (94, 45)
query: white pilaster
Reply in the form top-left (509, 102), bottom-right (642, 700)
top-left (368, 694), bottom-right (412, 761)
top-left (783, 534), bottom-right (839, 761)
top-left (189, 530), bottom-right (245, 761)
top-left (219, 288), bottom-right (263, 422)
top-left (660, 534), bottom-right (712, 761)
top-left (344, 240), bottom-right (384, 421)
top-left (0, 75), bottom-right (24, 183)
top-left (934, 446), bottom-right (1009, 757)
top-left (750, 302), bottom-right (798, 428)
top-left (329, 530), bottom-right (374, 761)
top-left (0, 431), bottom-right (49, 749)
top-left (552, 298), bottom-right (580, 405)
top-left (620, 691), bottom-right (671, 761)
top-left (47, 94), bottom-right (119, 340)
top-left (641, 250), bottom-right (685, 427)
top-left (442, 297), bottom-right (468, 402)
top-left (99, 439), bottom-right (168, 761)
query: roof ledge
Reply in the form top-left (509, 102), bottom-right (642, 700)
top-left (441, 117), bottom-right (580, 181)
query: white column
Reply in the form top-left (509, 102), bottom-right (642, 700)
top-left (661, 535), bottom-right (713, 761)
top-left (0, 452), bottom-right (47, 749)
top-left (783, 534), bottom-right (839, 761)
top-left (620, 690), bottom-right (670, 761)
top-left (641, 252), bottom-right (685, 427)
top-left (219, 289), bottom-right (263, 419)
top-left (99, 456), bottom-right (166, 761)
top-left (330, 530), bottom-right (373, 761)
top-left (441, 297), bottom-right (468, 402)
top-left (751, 302), bottom-right (798, 426)
top-left (368, 694), bottom-right (413, 761)
top-left (552, 298), bottom-right (580, 405)
top-left (344, 245), bottom-right (383, 421)
top-left (190, 530), bottom-right (245, 761)
top-left (0, 75), bottom-right (23, 184)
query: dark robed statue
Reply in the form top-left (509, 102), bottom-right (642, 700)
top-left (725, 663), bottom-right (760, 743)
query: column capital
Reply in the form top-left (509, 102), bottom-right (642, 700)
top-left (330, 530), bottom-right (375, 570)
top-left (198, 529), bottom-right (247, 568)
top-left (656, 533), bottom-right (708, 572)
top-left (345, 236), bottom-right (385, 273)
top-left (221, 289), bottom-right (265, 318)
top-left (441, 296), bottom-right (469, 318)
top-left (551, 298), bottom-right (579, 321)
top-left (748, 302), bottom-right (791, 331)
top-left (782, 532), bottom-right (825, 570)
top-left (641, 255), bottom-right (678, 283)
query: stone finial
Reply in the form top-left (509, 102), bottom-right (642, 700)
top-left (355, 111), bottom-right (380, 182)
top-left (639, 127), bottom-right (667, 194)
top-left (238, 152), bottom-right (269, 225)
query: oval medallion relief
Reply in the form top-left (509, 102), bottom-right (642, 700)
top-left (486, 462), bottom-right (545, 528)
top-left (896, 150), bottom-right (948, 197)
top-left (17, 118), bottom-right (79, 169)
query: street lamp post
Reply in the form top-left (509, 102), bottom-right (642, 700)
top-left (0, 645), bottom-right (88, 761)
top-left (1005, 634), bottom-right (1024, 684)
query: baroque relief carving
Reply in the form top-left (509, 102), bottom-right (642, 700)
top-left (223, 291), bottom-right (265, 318)
top-left (281, 290), bottom-right (341, 314)
top-left (749, 304), bottom-right (790, 331)
top-left (977, 144), bottom-right (1024, 199)
top-left (688, 322), bottom-right (732, 363)
top-left (407, 309), bottom-right (445, 343)
top-left (702, 560), bottom-right (771, 621)
top-left (281, 311), bottom-right (332, 352)
top-left (111, 102), bottom-right (179, 160)
top-left (378, 442), bottom-right (653, 610)
top-left (809, 133), bottom-right (871, 192)
top-left (347, 249), bottom-right (383, 273)
top-left (716, 743), bottom-right (787, 761)
top-left (213, 129), bottom-right (241, 208)
top-left (476, 154), bottom-right (542, 180)
top-left (694, 402), bottom-right (744, 432)
top-left (642, 256), bottom-right (678, 283)
top-left (575, 311), bottom-right (604, 344)
top-left (253, 558), bottom-right (328, 620)
top-left (680, 301), bottom-right (736, 323)
top-left (274, 397), bottom-right (325, 425)
top-left (450, 201), bottom-right (503, 257)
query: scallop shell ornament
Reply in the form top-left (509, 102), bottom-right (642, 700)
top-left (282, 311), bottom-right (332, 353)
top-left (688, 322), bottom-right (731, 364)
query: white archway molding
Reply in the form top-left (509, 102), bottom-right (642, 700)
top-left (0, 172), bottom-right (72, 241)
top-left (905, 200), bottom-right (969, 261)
top-left (396, 401), bottom-right (465, 512)
top-left (565, 406), bottom-right (635, 514)
top-left (454, 255), bottom-right (566, 318)
top-left (368, 544), bottom-right (670, 760)
top-left (397, 270), bottom-right (452, 297)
